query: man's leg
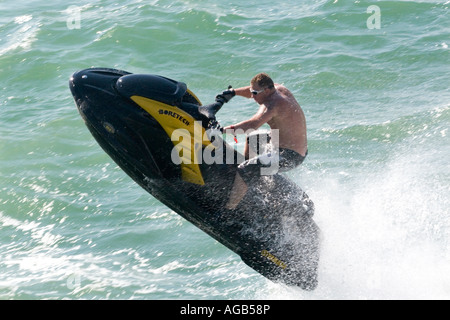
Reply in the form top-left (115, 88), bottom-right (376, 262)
top-left (225, 172), bottom-right (248, 210)
top-left (226, 134), bottom-right (272, 210)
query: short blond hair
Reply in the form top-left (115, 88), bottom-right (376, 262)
top-left (251, 73), bottom-right (275, 89)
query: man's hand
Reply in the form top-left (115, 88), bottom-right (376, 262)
top-left (223, 125), bottom-right (238, 143)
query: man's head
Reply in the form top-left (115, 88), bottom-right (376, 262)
top-left (250, 73), bottom-right (275, 103)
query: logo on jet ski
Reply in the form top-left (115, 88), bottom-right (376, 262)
top-left (261, 250), bottom-right (288, 269)
top-left (159, 109), bottom-right (190, 126)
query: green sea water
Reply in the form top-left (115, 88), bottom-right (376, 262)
top-left (0, 0), bottom-right (449, 299)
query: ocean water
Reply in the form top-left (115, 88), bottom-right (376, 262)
top-left (0, 0), bottom-right (449, 300)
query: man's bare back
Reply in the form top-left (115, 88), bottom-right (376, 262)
top-left (265, 84), bottom-right (308, 157)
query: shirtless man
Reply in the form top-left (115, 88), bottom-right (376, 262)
top-left (221, 73), bottom-right (308, 209)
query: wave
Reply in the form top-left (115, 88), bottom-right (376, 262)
top-left (0, 15), bottom-right (41, 57)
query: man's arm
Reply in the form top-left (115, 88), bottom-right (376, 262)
top-left (217, 86), bottom-right (251, 103)
top-left (234, 86), bottom-right (252, 99)
top-left (224, 105), bottom-right (275, 133)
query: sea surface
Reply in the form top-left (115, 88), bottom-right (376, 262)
top-left (0, 0), bottom-right (449, 299)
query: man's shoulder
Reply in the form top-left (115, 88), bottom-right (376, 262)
top-left (275, 83), bottom-right (291, 92)
top-left (280, 86), bottom-right (297, 98)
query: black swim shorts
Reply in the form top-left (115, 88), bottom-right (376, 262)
top-left (237, 147), bottom-right (307, 184)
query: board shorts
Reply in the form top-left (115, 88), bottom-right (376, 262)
top-left (237, 145), bottom-right (307, 184)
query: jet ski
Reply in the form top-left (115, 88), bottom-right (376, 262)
top-left (69, 68), bottom-right (320, 290)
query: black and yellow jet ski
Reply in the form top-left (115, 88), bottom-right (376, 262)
top-left (69, 68), bottom-right (320, 290)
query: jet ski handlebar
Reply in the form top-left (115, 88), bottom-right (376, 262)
top-left (198, 86), bottom-right (235, 131)
top-left (217, 85), bottom-right (236, 103)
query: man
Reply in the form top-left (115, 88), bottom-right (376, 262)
top-left (221, 73), bottom-right (308, 209)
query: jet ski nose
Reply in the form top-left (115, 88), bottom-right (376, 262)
top-left (70, 69), bottom-right (88, 85)
top-left (69, 68), bottom-right (131, 100)
top-left (69, 68), bottom-right (131, 127)
top-left (69, 70), bottom-right (84, 95)
top-left (69, 71), bottom-right (90, 101)
top-left (69, 69), bottom-right (100, 101)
